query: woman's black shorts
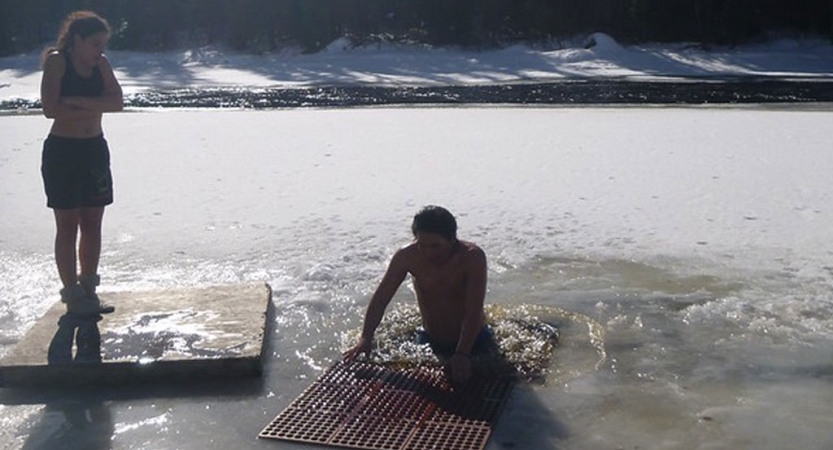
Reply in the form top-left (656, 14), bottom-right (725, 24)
top-left (41, 134), bottom-right (113, 209)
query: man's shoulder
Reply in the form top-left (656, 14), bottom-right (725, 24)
top-left (459, 240), bottom-right (484, 255)
top-left (393, 242), bottom-right (419, 261)
top-left (458, 240), bottom-right (486, 265)
top-left (391, 243), bottom-right (419, 264)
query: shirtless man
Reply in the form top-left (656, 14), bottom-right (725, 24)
top-left (343, 206), bottom-right (492, 383)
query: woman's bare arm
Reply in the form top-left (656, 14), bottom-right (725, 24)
top-left (40, 52), bottom-right (99, 120)
top-left (61, 55), bottom-right (123, 113)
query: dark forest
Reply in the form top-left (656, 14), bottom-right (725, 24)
top-left (1, 0), bottom-right (831, 56)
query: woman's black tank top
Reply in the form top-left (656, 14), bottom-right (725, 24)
top-left (60, 53), bottom-right (104, 97)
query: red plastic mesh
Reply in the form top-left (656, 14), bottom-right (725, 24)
top-left (259, 360), bottom-right (515, 450)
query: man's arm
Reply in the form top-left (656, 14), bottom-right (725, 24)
top-left (343, 249), bottom-right (409, 361)
top-left (448, 246), bottom-right (487, 382)
top-left (455, 246), bottom-right (487, 355)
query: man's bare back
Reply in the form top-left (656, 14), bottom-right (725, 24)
top-left (401, 240), bottom-right (487, 347)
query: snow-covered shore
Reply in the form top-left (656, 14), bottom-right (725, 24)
top-left (2, 34), bottom-right (832, 103)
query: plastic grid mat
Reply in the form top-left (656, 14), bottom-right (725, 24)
top-left (259, 360), bottom-right (515, 450)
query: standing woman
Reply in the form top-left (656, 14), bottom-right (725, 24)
top-left (40, 11), bottom-right (122, 315)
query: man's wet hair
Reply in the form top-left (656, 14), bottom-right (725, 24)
top-left (411, 205), bottom-right (457, 242)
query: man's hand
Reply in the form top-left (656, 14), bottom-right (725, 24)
top-left (447, 352), bottom-right (473, 383)
top-left (342, 336), bottom-right (372, 362)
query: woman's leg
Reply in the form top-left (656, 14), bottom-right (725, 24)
top-left (53, 209), bottom-right (80, 288)
top-left (78, 206), bottom-right (105, 278)
top-left (78, 206), bottom-right (114, 313)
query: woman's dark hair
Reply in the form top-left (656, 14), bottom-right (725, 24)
top-left (411, 205), bottom-right (457, 242)
top-left (42, 11), bottom-right (111, 64)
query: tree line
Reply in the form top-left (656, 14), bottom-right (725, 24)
top-left (1, 0), bottom-right (831, 56)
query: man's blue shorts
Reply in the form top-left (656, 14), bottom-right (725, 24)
top-left (415, 325), bottom-right (497, 357)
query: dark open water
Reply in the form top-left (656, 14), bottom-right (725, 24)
top-left (2, 78), bottom-right (832, 110)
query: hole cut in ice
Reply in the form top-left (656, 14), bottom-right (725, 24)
top-left (342, 303), bottom-right (566, 383)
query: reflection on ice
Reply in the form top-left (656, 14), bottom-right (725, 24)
top-left (102, 309), bottom-right (230, 362)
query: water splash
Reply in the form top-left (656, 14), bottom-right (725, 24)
top-left (339, 303), bottom-right (607, 384)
